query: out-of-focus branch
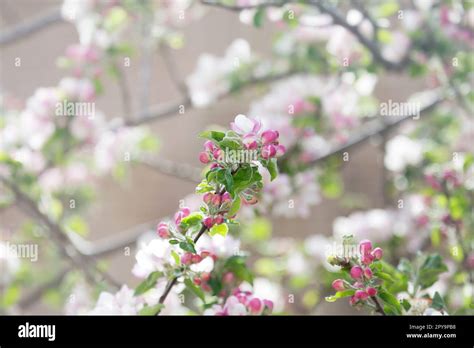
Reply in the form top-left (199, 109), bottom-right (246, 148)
top-left (201, 0), bottom-right (411, 71)
top-left (0, 7), bottom-right (62, 46)
top-left (18, 267), bottom-right (70, 309)
top-left (68, 220), bottom-right (158, 257)
top-left (160, 44), bottom-right (189, 96)
top-left (305, 94), bottom-right (443, 167)
top-left (123, 69), bottom-right (295, 127)
top-left (0, 177), bottom-right (120, 289)
top-left (140, 156), bottom-right (202, 184)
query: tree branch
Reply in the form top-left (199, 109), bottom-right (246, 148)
top-left (0, 177), bottom-right (120, 289)
top-left (0, 7), bottom-right (62, 46)
top-left (201, 0), bottom-right (411, 71)
top-left (305, 94), bottom-right (443, 167)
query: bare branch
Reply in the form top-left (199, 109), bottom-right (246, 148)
top-left (140, 156), bottom-right (202, 184)
top-left (305, 94), bottom-right (443, 167)
top-left (0, 177), bottom-right (120, 289)
top-left (123, 69), bottom-right (295, 127)
top-left (0, 7), bottom-right (62, 46)
top-left (201, 0), bottom-right (412, 71)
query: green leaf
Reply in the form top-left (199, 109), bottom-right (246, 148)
top-left (418, 254), bottom-right (448, 289)
top-left (171, 250), bottom-right (180, 266)
top-left (219, 133), bottom-right (242, 150)
top-left (199, 130), bottom-right (225, 142)
top-left (378, 289), bottom-right (402, 314)
top-left (224, 255), bottom-right (253, 283)
top-left (196, 180), bottom-right (214, 194)
top-left (134, 271), bottom-right (162, 296)
top-left (228, 196), bottom-right (241, 217)
top-left (253, 8), bottom-right (265, 28)
top-left (179, 212), bottom-right (203, 229)
top-left (209, 223), bottom-right (228, 237)
top-left (325, 290), bottom-right (355, 302)
top-left (139, 303), bottom-right (164, 316)
top-left (374, 271), bottom-right (395, 283)
top-left (265, 158), bottom-right (278, 181)
top-left (401, 299), bottom-right (411, 311)
top-left (232, 166), bottom-right (253, 192)
top-left (184, 278), bottom-right (205, 302)
top-left (431, 292), bottom-right (446, 311)
top-left (179, 241), bottom-right (196, 254)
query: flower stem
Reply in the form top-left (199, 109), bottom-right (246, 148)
top-left (157, 224), bottom-right (208, 309)
top-left (371, 296), bottom-right (386, 316)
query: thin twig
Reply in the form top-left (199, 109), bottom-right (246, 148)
top-left (371, 296), bottom-right (387, 316)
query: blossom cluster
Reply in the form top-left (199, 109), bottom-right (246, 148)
top-left (205, 288), bottom-right (273, 315)
top-left (89, 114), bottom-right (282, 315)
top-left (330, 240), bottom-right (383, 307)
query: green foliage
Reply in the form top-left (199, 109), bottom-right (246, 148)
top-left (134, 271), bottom-right (162, 296)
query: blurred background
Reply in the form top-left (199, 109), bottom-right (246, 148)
top-left (1, 0), bottom-right (471, 315)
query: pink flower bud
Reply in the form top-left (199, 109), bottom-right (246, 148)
top-left (263, 299), bottom-right (274, 312)
top-left (359, 239), bottom-right (373, 255)
top-left (349, 295), bottom-right (357, 306)
top-left (157, 222), bottom-right (170, 239)
top-left (364, 268), bottom-right (373, 279)
top-left (204, 140), bottom-right (215, 152)
top-left (201, 272), bottom-right (211, 282)
top-left (221, 192), bottom-right (232, 204)
top-left (211, 194), bottom-right (222, 206)
top-left (261, 144), bottom-right (276, 159)
top-left (203, 216), bottom-right (214, 229)
top-left (371, 247), bottom-right (383, 260)
top-left (193, 277), bottom-right (202, 286)
top-left (181, 252), bottom-right (193, 265)
top-left (214, 215), bottom-right (224, 225)
top-left (199, 151), bottom-right (210, 164)
top-left (248, 298), bottom-right (263, 314)
top-left (200, 251), bottom-right (211, 259)
top-left (361, 253), bottom-right (375, 265)
top-left (243, 134), bottom-right (258, 150)
top-left (212, 148), bottom-right (222, 160)
top-left (275, 144), bottom-right (286, 157)
top-left (331, 279), bottom-right (345, 292)
top-left (174, 207), bottom-right (190, 226)
top-left (261, 130), bottom-right (279, 145)
top-left (350, 266), bottom-right (363, 279)
top-left (203, 192), bottom-right (213, 205)
top-left (355, 290), bottom-right (369, 301)
top-left (366, 287), bottom-right (377, 297)
top-left (191, 254), bottom-right (202, 264)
